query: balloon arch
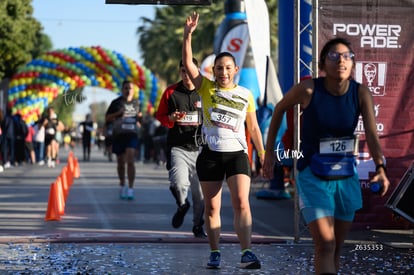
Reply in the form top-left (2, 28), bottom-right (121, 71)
top-left (7, 46), bottom-right (159, 125)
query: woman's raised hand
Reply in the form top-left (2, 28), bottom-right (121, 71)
top-left (184, 11), bottom-right (199, 34)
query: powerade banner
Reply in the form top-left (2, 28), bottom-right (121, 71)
top-left (319, 0), bottom-right (414, 229)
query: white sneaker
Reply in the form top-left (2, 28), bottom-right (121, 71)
top-left (47, 160), bottom-right (55, 168)
top-left (4, 162), bottom-right (11, 169)
top-left (38, 160), bottom-right (45, 166)
top-left (0, 165), bottom-right (3, 173)
top-left (120, 186), bottom-right (128, 200)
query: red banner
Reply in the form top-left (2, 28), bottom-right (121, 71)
top-left (318, 0), bottom-right (414, 228)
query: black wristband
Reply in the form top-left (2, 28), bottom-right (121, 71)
top-left (376, 164), bottom-right (386, 173)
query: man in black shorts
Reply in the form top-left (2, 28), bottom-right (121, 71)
top-left (105, 80), bottom-right (141, 200)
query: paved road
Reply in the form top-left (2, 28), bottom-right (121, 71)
top-left (0, 146), bottom-right (412, 274)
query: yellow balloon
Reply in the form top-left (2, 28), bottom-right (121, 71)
top-left (10, 79), bottom-right (17, 86)
top-left (64, 76), bottom-right (71, 84)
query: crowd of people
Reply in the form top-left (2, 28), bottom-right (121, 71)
top-left (0, 106), bottom-right (66, 171)
top-left (0, 105), bottom-right (168, 173)
top-left (0, 12), bottom-right (391, 273)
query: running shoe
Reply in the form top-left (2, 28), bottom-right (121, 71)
top-left (120, 185), bottom-right (128, 200)
top-left (127, 188), bottom-right (135, 200)
top-left (274, 190), bottom-right (292, 200)
top-left (47, 159), bottom-right (55, 168)
top-left (192, 225), bottom-right (207, 238)
top-left (172, 200), bottom-right (190, 228)
top-left (207, 251), bottom-right (221, 269)
top-left (48, 160), bottom-right (55, 168)
top-left (240, 250), bottom-right (261, 269)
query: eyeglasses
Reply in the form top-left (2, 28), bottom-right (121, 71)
top-left (326, 51), bottom-right (355, 61)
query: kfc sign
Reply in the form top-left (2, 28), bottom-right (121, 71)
top-left (354, 62), bottom-right (387, 96)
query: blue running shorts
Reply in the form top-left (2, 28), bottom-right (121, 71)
top-left (112, 135), bottom-right (138, 155)
top-left (297, 166), bottom-right (362, 223)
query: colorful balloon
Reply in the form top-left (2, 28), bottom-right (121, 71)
top-left (7, 46), bottom-right (159, 125)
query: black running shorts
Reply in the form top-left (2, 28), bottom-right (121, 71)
top-left (196, 146), bottom-right (251, 181)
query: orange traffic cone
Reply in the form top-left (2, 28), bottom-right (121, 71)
top-left (55, 177), bottom-right (66, 216)
top-left (73, 157), bottom-right (80, 178)
top-left (67, 153), bottom-right (75, 174)
top-left (68, 151), bottom-right (74, 162)
top-left (45, 183), bottom-right (61, 221)
top-left (65, 164), bottom-right (74, 187)
top-left (59, 169), bottom-right (69, 201)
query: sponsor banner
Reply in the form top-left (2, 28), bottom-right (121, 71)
top-left (200, 54), bottom-right (215, 81)
top-left (245, 0), bottom-right (270, 102)
top-left (219, 23), bottom-right (250, 85)
top-left (319, 0), bottom-right (414, 228)
top-left (265, 56), bottom-right (283, 106)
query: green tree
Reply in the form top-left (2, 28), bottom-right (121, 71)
top-left (89, 101), bottom-right (109, 128)
top-left (46, 88), bottom-right (85, 128)
top-left (137, 1), bottom-right (278, 85)
top-left (0, 0), bottom-right (51, 80)
top-left (267, 0), bottom-right (278, 61)
top-left (31, 32), bottom-right (53, 59)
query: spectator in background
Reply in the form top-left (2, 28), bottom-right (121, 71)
top-left (34, 117), bottom-right (47, 165)
top-left (62, 126), bottom-right (72, 151)
top-left (44, 107), bottom-right (64, 168)
top-left (79, 113), bottom-right (94, 161)
top-left (54, 115), bottom-right (64, 164)
top-left (1, 108), bottom-right (15, 168)
top-left (14, 114), bottom-right (28, 165)
top-left (152, 119), bottom-right (168, 167)
top-left (104, 119), bottom-right (114, 162)
top-left (25, 123), bottom-right (36, 164)
top-left (0, 108), bottom-right (3, 172)
top-left (142, 113), bottom-right (156, 162)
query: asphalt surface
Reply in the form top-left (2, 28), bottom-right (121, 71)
top-left (0, 146), bottom-right (413, 274)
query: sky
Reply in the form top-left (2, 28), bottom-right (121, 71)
top-left (32, 0), bottom-right (156, 64)
top-left (32, 0), bottom-right (157, 122)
